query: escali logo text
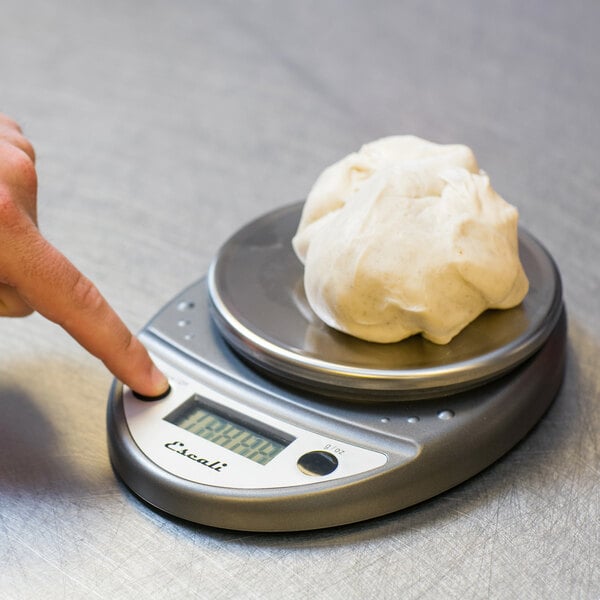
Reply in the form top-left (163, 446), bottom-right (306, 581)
top-left (165, 441), bottom-right (228, 472)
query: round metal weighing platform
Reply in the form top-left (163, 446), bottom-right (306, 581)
top-left (208, 202), bottom-right (564, 401)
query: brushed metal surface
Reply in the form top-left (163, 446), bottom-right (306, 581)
top-left (1, 1), bottom-right (599, 598)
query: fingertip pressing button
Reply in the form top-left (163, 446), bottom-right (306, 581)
top-left (132, 384), bottom-right (172, 401)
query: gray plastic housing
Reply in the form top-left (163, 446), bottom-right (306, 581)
top-left (107, 278), bottom-right (566, 532)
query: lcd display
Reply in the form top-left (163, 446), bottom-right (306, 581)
top-left (164, 395), bottom-right (294, 466)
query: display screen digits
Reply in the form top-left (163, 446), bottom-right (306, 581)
top-left (165, 396), bottom-right (294, 466)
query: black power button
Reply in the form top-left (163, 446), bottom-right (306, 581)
top-left (297, 451), bottom-right (339, 476)
top-left (132, 384), bottom-right (172, 401)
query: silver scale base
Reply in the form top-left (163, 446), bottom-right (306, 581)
top-left (107, 202), bottom-right (566, 531)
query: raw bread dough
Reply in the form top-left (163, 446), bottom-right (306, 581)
top-left (292, 136), bottom-right (529, 344)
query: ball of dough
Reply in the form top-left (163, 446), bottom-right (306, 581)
top-left (292, 136), bottom-right (529, 344)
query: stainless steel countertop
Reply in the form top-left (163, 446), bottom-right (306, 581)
top-left (1, 1), bottom-right (599, 598)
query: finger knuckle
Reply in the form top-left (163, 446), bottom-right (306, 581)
top-left (16, 136), bottom-right (36, 163)
top-left (0, 188), bottom-right (21, 221)
top-left (0, 114), bottom-right (22, 132)
top-left (117, 328), bottom-right (136, 355)
top-left (71, 273), bottom-right (104, 313)
top-left (0, 142), bottom-right (37, 191)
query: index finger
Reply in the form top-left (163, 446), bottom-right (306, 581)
top-left (2, 218), bottom-right (169, 397)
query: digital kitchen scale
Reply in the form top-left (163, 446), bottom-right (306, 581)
top-left (107, 202), bottom-right (566, 532)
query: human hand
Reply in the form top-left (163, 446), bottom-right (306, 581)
top-left (0, 113), bottom-right (169, 397)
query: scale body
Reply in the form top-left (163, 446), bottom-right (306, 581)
top-left (107, 202), bottom-right (566, 532)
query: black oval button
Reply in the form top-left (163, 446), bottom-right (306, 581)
top-left (297, 451), bottom-right (338, 476)
top-left (132, 384), bottom-right (172, 401)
